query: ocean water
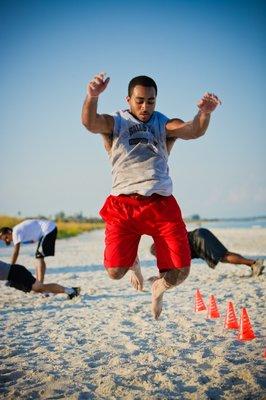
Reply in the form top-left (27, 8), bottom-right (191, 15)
top-left (186, 218), bottom-right (266, 230)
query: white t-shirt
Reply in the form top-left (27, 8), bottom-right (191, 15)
top-left (12, 219), bottom-right (56, 245)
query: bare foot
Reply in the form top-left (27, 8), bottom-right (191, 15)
top-left (130, 257), bottom-right (144, 291)
top-left (151, 279), bottom-right (165, 320)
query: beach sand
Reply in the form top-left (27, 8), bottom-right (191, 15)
top-left (1, 227), bottom-right (265, 399)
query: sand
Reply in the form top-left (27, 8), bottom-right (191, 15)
top-left (0, 227), bottom-right (265, 399)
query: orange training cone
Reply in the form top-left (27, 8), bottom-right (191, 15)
top-left (237, 308), bottom-right (256, 341)
top-left (194, 289), bottom-right (207, 312)
top-left (224, 301), bottom-right (239, 330)
top-left (207, 295), bottom-right (220, 319)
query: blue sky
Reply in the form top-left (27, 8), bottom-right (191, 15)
top-left (0, 0), bottom-right (265, 219)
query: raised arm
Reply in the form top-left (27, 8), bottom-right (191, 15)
top-left (81, 72), bottom-right (114, 134)
top-left (166, 92), bottom-right (221, 140)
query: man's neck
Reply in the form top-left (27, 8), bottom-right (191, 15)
top-left (128, 110), bottom-right (154, 123)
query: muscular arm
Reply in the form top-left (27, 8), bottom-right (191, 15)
top-left (11, 243), bottom-right (20, 265)
top-left (81, 72), bottom-right (114, 134)
top-left (166, 92), bottom-right (221, 140)
top-left (166, 112), bottom-right (210, 140)
top-left (82, 96), bottom-right (114, 134)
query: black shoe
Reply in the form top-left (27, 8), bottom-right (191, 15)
top-left (68, 287), bottom-right (81, 300)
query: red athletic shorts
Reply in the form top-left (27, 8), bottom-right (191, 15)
top-left (99, 194), bottom-right (191, 272)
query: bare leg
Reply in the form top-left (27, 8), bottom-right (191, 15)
top-left (35, 258), bottom-right (46, 283)
top-left (222, 252), bottom-right (255, 267)
top-left (32, 281), bottom-right (80, 298)
top-left (151, 267), bottom-right (190, 320)
top-left (106, 267), bottom-right (129, 280)
top-left (130, 256), bottom-right (144, 291)
top-left (32, 281), bottom-right (65, 294)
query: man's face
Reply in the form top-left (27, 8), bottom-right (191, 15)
top-left (0, 232), bottom-right (12, 246)
top-left (126, 85), bottom-right (156, 123)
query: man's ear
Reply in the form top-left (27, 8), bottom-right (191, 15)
top-left (126, 96), bottom-right (130, 104)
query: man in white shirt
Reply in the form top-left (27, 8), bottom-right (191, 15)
top-left (0, 219), bottom-right (58, 283)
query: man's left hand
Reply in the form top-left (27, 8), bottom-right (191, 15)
top-left (197, 92), bottom-right (221, 114)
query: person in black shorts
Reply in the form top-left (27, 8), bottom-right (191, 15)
top-left (0, 260), bottom-right (80, 299)
top-left (150, 228), bottom-right (264, 277)
top-left (149, 139), bottom-right (264, 278)
top-left (0, 219), bottom-right (58, 283)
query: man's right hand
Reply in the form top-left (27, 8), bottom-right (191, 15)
top-left (87, 72), bottom-right (110, 98)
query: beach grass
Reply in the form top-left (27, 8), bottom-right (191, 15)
top-left (56, 221), bottom-right (104, 239)
top-left (0, 215), bottom-right (104, 239)
top-left (0, 215), bottom-right (23, 228)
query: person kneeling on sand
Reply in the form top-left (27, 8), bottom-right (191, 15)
top-left (129, 229), bottom-right (264, 291)
top-left (0, 260), bottom-right (80, 299)
top-left (149, 228), bottom-right (264, 277)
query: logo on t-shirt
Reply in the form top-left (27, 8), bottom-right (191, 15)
top-left (128, 124), bottom-right (157, 147)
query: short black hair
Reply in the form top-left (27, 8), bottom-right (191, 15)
top-left (128, 76), bottom-right (157, 97)
top-left (0, 227), bottom-right (12, 235)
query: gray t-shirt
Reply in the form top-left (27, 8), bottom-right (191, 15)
top-left (109, 110), bottom-right (173, 196)
top-left (0, 260), bottom-right (11, 280)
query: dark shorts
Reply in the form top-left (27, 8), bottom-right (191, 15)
top-left (188, 228), bottom-right (228, 269)
top-left (35, 227), bottom-right (57, 259)
top-left (7, 264), bottom-right (36, 293)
